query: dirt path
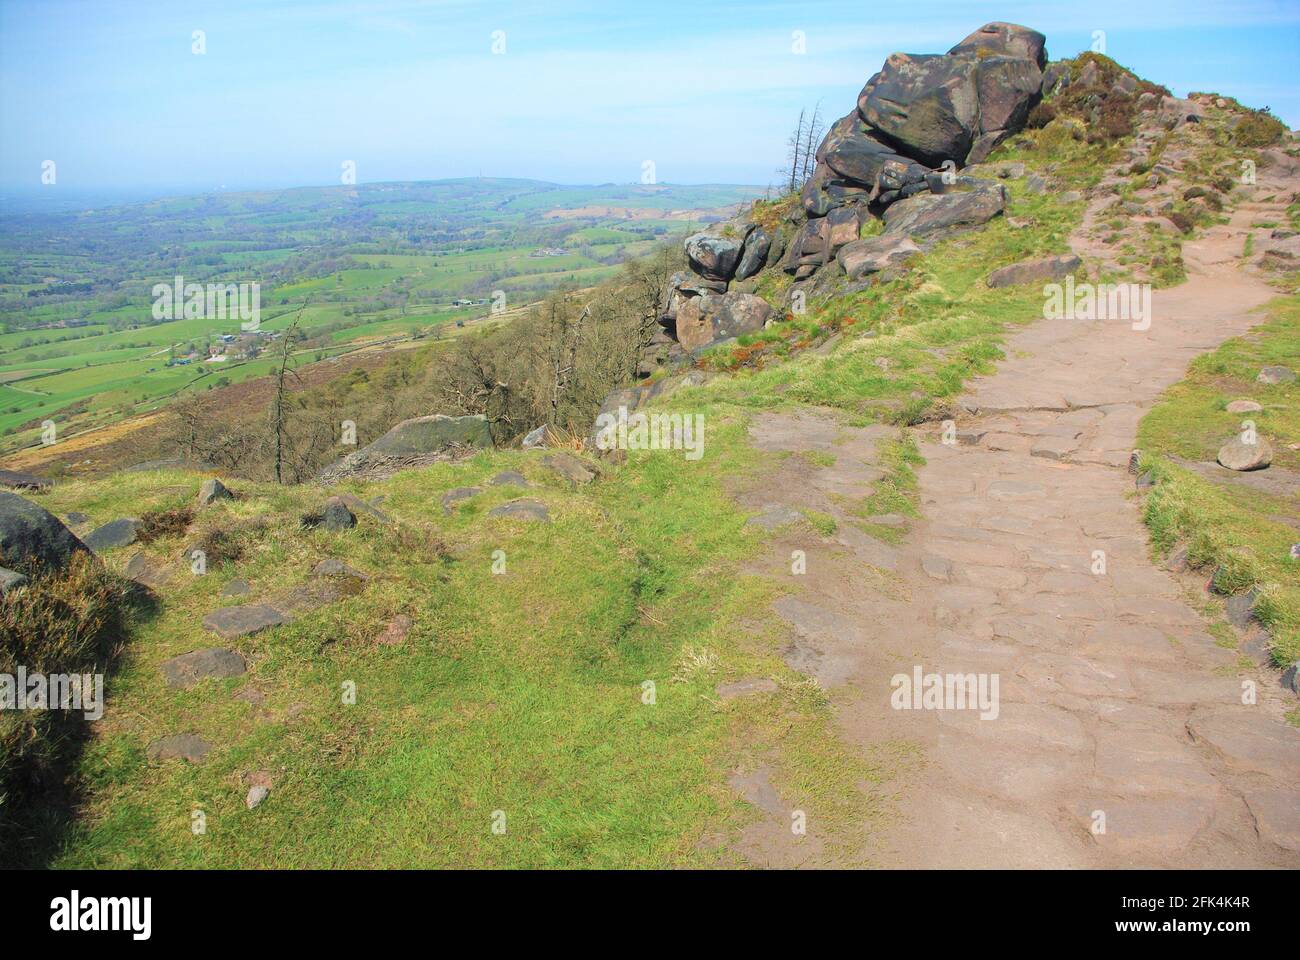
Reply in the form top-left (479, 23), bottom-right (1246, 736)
top-left (730, 157), bottom-right (1300, 867)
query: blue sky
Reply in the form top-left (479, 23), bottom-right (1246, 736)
top-left (1, 0), bottom-right (1298, 196)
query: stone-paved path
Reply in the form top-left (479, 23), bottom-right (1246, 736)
top-left (730, 155), bottom-right (1300, 867)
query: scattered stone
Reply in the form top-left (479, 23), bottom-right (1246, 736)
top-left (203, 604), bottom-right (290, 640)
top-left (160, 648), bottom-right (247, 689)
top-left (0, 469), bottom-right (52, 492)
top-left (376, 614), bottom-right (413, 646)
top-left (147, 733), bottom-right (212, 763)
top-left (1128, 450), bottom-right (1142, 475)
top-left (441, 486), bottom-right (481, 513)
top-left (0, 566), bottom-right (28, 594)
top-left (986, 254), bottom-right (1080, 288)
top-left (490, 471), bottom-right (529, 487)
top-left (123, 551), bottom-right (172, 589)
top-left (312, 558), bottom-right (369, 581)
top-left (317, 414), bottom-right (492, 482)
top-left (1225, 399), bottom-right (1263, 414)
top-left (1282, 663), bottom-right (1299, 695)
top-left (1025, 173), bottom-right (1047, 193)
top-left (245, 785), bottom-right (270, 810)
top-left (83, 517), bottom-right (142, 552)
top-left (488, 499), bottom-right (551, 522)
top-left (331, 492), bottom-right (391, 525)
top-left (521, 425), bottom-right (548, 449)
top-left (716, 678), bottom-right (779, 700)
top-left (541, 453), bottom-right (597, 486)
top-left (321, 496), bottom-right (357, 531)
top-left (197, 478), bottom-right (233, 506)
top-left (1257, 366), bottom-right (1295, 384)
top-left (0, 491), bottom-right (89, 575)
top-left (1224, 588), bottom-right (1259, 630)
top-left (65, 511), bottom-right (89, 527)
top-left (1136, 471), bottom-right (1156, 490)
top-left (222, 578), bottom-right (251, 597)
top-left (1217, 435), bottom-right (1273, 472)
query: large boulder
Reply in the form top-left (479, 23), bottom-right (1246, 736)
top-left (361, 413), bottom-right (491, 455)
top-left (825, 207), bottom-right (863, 250)
top-left (837, 234), bottom-right (922, 279)
top-left (857, 53), bottom-right (981, 167)
top-left (948, 21), bottom-right (1047, 68)
top-left (782, 217), bottom-right (832, 274)
top-left (675, 291), bottom-right (773, 351)
top-left (819, 113), bottom-right (930, 192)
top-left (733, 228), bottom-right (772, 280)
top-left (684, 232), bottom-right (744, 281)
top-left (0, 491), bottom-right (88, 576)
top-left (855, 23), bottom-right (1044, 168)
top-left (968, 55), bottom-right (1045, 163)
top-left (883, 183), bottom-right (1006, 237)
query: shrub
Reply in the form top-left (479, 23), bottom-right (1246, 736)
top-left (1234, 110), bottom-right (1286, 148)
top-left (0, 554), bottom-right (142, 863)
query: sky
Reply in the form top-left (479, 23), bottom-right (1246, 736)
top-left (1, 0), bottom-right (1298, 197)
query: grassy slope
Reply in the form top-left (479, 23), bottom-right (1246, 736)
top-left (1138, 294), bottom-right (1300, 666)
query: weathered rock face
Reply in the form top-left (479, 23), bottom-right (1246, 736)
top-left (733, 228), bottom-right (772, 280)
top-left (0, 492), bottom-right (89, 576)
top-left (675, 291), bottom-right (773, 351)
top-left (948, 21), bottom-right (1047, 68)
top-left (684, 232), bottom-right (745, 280)
top-left (883, 183), bottom-right (1006, 237)
top-left (858, 53), bottom-right (981, 167)
top-left (837, 233), bottom-right (922, 279)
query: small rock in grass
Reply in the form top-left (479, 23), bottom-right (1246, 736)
top-left (1217, 435), bottom-right (1273, 472)
top-left (322, 497), bottom-right (356, 531)
top-left (311, 558), bottom-right (369, 581)
top-left (488, 499), bottom-right (551, 522)
top-left (1225, 399), bottom-right (1262, 414)
top-left (541, 453), bottom-right (597, 486)
top-left (160, 648), bottom-right (247, 689)
top-left (1282, 663), bottom-right (1299, 695)
top-left (246, 785), bottom-right (269, 810)
top-left (1257, 366), bottom-right (1295, 385)
top-left (197, 478), bottom-right (233, 506)
top-left (84, 517), bottom-right (141, 552)
top-left (376, 614), bottom-right (413, 646)
top-left (0, 566), bottom-right (28, 594)
top-left (490, 471), bottom-right (529, 487)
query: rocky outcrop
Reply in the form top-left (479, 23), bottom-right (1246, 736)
top-left (663, 23), bottom-right (1043, 351)
top-left (317, 413), bottom-right (492, 483)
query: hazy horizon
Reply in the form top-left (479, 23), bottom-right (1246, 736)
top-left (2, 0), bottom-right (1298, 194)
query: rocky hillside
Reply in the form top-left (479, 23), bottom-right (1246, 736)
top-left (2, 22), bottom-right (1296, 869)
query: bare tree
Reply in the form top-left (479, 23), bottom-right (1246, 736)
top-left (269, 301), bottom-right (308, 484)
top-left (800, 101), bottom-right (824, 185)
top-left (785, 108), bottom-right (807, 193)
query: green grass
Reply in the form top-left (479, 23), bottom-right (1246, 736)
top-left (29, 399), bottom-right (884, 867)
top-left (1137, 293), bottom-right (1300, 665)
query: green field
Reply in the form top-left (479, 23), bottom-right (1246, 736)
top-left (0, 179), bottom-right (763, 451)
